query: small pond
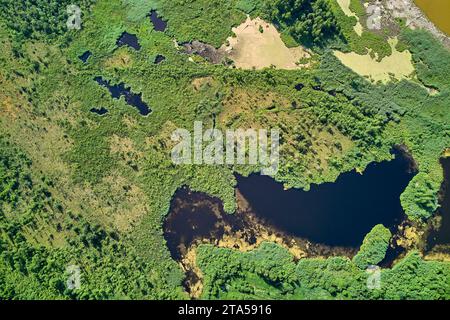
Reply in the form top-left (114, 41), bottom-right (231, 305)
top-left (90, 107), bottom-right (108, 116)
top-left (79, 51), bottom-right (92, 63)
top-left (117, 32), bottom-right (141, 50)
top-left (155, 54), bottom-right (166, 64)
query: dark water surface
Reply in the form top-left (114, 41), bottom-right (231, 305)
top-left (94, 76), bottom-right (151, 116)
top-left (164, 190), bottom-right (224, 261)
top-left (117, 32), bottom-right (141, 50)
top-left (90, 107), bottom-right (108, 115)
top-left (427, 157), bottom-right (450, 248)
top-left (150, 10), bottom-right (167, 32)
top-left (237, 149), bottom-right (416, 247)
top-left (155, 54), bottom-right (166, 64)
top-left (164, 149), bottom-right (417, 260)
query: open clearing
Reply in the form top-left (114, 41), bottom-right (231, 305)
top-left (334, 38), bottom-right (415, 83)
top-left (221, 17), bottom-right (310, 70)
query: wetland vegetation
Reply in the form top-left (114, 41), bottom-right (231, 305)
top-left (0, 0), bottom-right (448, 300)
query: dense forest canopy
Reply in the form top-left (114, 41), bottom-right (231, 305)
top-left (264, 0), bottom-right (342, 46)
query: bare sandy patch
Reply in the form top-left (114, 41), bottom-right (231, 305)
top-left (334, 38), bottom-right (415, 83)
top-left (336, 0), bottom-right (363, 36)
top-left (221, 17), bottom-right (310, 70)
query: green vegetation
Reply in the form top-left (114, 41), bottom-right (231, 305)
top-left (236, 0), bottom-right (265, 14)
top-left (0, 0), bottom-right (95, 41)
top-left (328, 0), bottom-right (392, 60)
top-left (130, 0), bottom-right (246, 47)
top-left (0, 137), bottom-right (184, 299)
top-left (0, 0), bottom-right (448, 300)
top-left (352, 225), bottom-right (391, 269)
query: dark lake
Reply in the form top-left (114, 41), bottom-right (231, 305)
top-left (117, 32), bottom-right (141, 50)
top-left (94, 77), bottom-right (151, 116)
top-left (164, 148), bottom-right (417, 261)
top-left (150, 10), bottom-right (167, 32)
top-left (427, 157), bottom-right (450, 248)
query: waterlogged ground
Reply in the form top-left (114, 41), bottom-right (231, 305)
top-left (334, 38), bottom-right (415, 83)
top-left (164, 148), bottom-right (419, 295)
top-left (427, 157), bottom-right (450, 250)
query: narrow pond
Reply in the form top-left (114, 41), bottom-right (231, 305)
top-left (90, 107), bottom-right (108, 115)
top-left (164, 148), bottom-right (417, 261)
